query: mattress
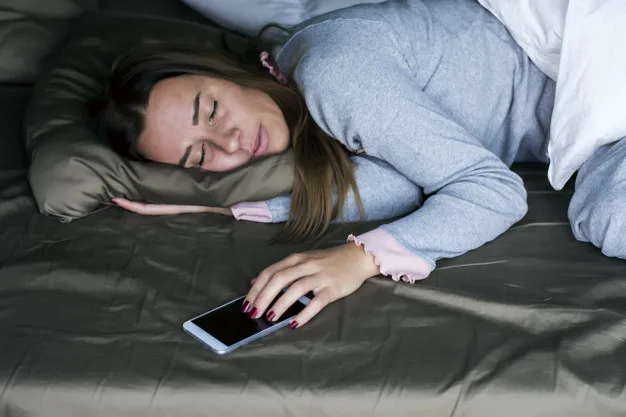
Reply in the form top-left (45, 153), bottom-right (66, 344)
top-left (1, 85), bottom-right (626, 416)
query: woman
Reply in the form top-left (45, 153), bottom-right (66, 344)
top-left (96, 0), bottom-right (623, 329)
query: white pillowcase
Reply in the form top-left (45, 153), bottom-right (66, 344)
top-left (548, 0), bottom-right (626, 190)
top-left (179, 0), bottom-right (384, 42)
top-left (477, 0), bottom-right (566, 81)
top-left (478, 0), bottom-right (626, 190)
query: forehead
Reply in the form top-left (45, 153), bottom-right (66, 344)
top-left (143, 74), bottom-right (228, 123)
top-left (139, 76), bottom-right (202, 158)
top-left (149, 75), bottom-right (200, 108)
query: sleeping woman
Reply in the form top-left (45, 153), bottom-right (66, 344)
top-left (94, 0), bottom-right (626, 329)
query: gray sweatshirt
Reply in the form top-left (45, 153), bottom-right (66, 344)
top-left (232, 0), bottom-right (555, 282)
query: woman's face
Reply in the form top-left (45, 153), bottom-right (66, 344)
top-left (139, 74), bottom-right (290, 172)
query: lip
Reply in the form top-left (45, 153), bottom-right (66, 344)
top-left (252, 124), bottom-right (269, 158)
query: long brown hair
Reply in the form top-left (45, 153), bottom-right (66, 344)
top-left (94, 42), bottom-right (363, 242)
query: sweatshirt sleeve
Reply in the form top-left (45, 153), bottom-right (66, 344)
top-left (232, 154), bottom-right (424, 224)
top-left (276, 20), bottom-right (528, 281)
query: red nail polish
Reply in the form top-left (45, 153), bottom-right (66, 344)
top-left (266, 311), bottom-right (275, 321)
top-left (248, 307), bottom-right (258, 319)
top-left (241, 301), bottom-right (250, 313)
top-left (289, 320), bottom-right (298, 329)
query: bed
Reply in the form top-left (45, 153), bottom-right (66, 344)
top-left (1, 1), bottom-right (626, 416)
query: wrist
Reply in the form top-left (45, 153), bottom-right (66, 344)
top-left (344, 242), bottom-right (380, 278)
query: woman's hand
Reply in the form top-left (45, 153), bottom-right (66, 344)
top-left (242, 243), bottom-right (381, 328)
top-left (110, 197), bottom-right (233, 216)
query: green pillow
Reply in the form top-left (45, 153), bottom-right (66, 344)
top-left (25, 11), bottom-right (294, 223)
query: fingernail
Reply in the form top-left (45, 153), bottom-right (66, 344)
top-left (248, 307), bottom-right (258, 319)
top-left (241, 301), bottom-right (250, 313)
top-left (266, 311), bottom-right (275, 321)
top-left (289, 320), bottom-right (298, 329)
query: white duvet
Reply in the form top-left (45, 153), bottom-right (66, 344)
top-left (182, 0), bottom-right (625, 190)
top-left (478, 0), bottom-right (626, 190)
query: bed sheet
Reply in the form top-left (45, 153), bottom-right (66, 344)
top-left (1, 86), bottom-right (626, 417)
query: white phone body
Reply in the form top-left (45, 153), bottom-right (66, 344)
top-left (183, 291), bottom-right (311, 355)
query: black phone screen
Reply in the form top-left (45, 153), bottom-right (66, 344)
top-left (191, 294), bottom-right (306, 347)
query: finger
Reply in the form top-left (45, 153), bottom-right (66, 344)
top-left (112, 198), bottom-right (221, 215)
top-left (243, 253), bottom-right (305, 310)
top-left (288, 288), bottom-right (334, 329)
top-left (264, 275), bottom-right (319, 322)
top-left (248, 261), bottom-right (319, 319)
top-left (112, 198), bottom-right (171, 215)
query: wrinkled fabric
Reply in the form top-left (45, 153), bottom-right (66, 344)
top-left (2, 86), bottom-right (626, 417)
top-left (0, 10), bottom-right (72, 83)
top-left (0, 0), bottom-right (101, 83)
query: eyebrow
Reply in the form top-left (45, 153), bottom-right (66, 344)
top-left (179, 91), bottom-right (201, 167)
top-left (192, 91), bottom-right (200, 126)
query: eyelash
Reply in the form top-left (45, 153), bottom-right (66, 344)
top-left (197, 143), bottom-right (206, 168)
top-left (209, 100), bottom-right (218, 121)
top-left (194, 100), bottom-right (217, 168)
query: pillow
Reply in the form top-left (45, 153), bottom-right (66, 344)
top-left (0, 0), bottom-right (97, 15)
top-left (25, 11), bottom-right (294, 223)
top-left (478, 0), bottom-right (626, 190)
top-left (0, 0), bottom-right (97, 83)
top-left (477, 0), bottom-right (566, 81)
top-left (179, 0), bottom-right (386, 43)
top-left (547, 0), bottom-right (626, 189)
top-left (98, 0), bottom-right (209, 23)
top-left (0, 0), bottom-right (215, 84)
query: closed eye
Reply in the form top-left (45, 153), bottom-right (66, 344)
top-left (196, 143), bottom-right (206, 168)
top-left (209, 100), bottom-right (218, 121)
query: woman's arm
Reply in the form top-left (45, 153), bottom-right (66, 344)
top-left (240, 13), bottom-right (528, 330)
top-left (231, 154), bottom-right (424, 223)
top-left (278, 20), bottom-right (528, 282)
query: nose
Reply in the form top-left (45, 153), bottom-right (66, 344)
top-left (213, 126), bottom-right (242, 154)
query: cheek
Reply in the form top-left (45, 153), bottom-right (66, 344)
top-left (272, 118), bottom-right (290, 152)
top-left (209, 152), bottom-right (251, 172)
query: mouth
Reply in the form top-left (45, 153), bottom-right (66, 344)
top-left (252, 124), bottom-right (269, 158)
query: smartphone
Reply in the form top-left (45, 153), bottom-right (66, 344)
top-left (183, 291), bottom-right (310, 355)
